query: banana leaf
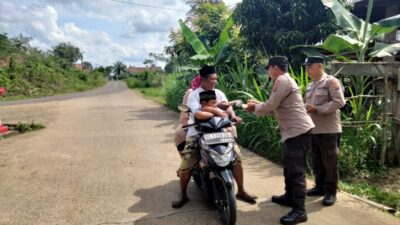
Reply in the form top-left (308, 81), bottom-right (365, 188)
top-left (369, 43), bottom-right (400, 58)
top-left (321, 0), bottom-right (363, 35)
top-left (210, 16), bottom-right (234, 57)
top-left (179, 19), bottom-right (209, 56)
top-left (371, 14), bottom-right (400, 36)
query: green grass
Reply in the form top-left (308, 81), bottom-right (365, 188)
top-left (340, 181), bottom-right (400, 214)
top-left (15, 122), bottom-right (45, 133)
top-left (134, 87), bottom-right (166, 105)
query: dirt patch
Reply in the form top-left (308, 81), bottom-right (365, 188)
top-left (367, 168), bottom-right (400, 193)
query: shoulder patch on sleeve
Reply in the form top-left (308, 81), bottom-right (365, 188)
top-left (272, 80), bottom-right (280, 92)
top-left (331, 79), bottom-right (341, 91)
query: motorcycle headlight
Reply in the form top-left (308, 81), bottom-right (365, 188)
top-left (207, 143), bottom-right (234, 167)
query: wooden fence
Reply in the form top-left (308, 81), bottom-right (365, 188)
top-left (332, 62), bottom-right (400, 166)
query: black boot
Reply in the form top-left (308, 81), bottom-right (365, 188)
top-left (306, 186), bottom-right (324, 196)
top-left (271, 194), bottom-right (294, 207)
top-left (280, 209), bottom-right (307, 225)
top-left (322, 194), bottom-right (336, 206)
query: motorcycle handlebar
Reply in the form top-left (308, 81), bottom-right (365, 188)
top-left (182, 120), bottom-right (243, 129)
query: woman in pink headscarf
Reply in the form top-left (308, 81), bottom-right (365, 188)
top-left (173, 74), bottom-right (201, 176)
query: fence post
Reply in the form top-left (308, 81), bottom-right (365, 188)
top-left (393, 68), bottom-right (400, 165)
top-left (379, 72), bottom-right (389, 166)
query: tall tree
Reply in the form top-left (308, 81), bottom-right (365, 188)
top-left (112, 61), bottom-right (127, 80)
top-left (10, 34), bottom-right (32, 52)
top-left (52, 42), bottom-right (82, 65)
top-left (143, 58), bottom-right (155, 67)
top-left (234, 0), bottom-right (341, 65)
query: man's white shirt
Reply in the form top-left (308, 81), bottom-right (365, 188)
top-left (186, 87), bottom-right (228, 137)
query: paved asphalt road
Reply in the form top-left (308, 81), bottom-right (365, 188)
top-left (0, 81), bottom-right (398, 225)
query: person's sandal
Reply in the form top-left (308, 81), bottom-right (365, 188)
top-left (171, 196), bottom-right (189, 208)
top-left (236, 192), bottom-right (257, 204)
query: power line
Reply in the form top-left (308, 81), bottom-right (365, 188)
top-left (109, 0), bottom-right (187, 12)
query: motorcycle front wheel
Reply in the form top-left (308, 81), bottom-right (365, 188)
top-left (214, 178), bottom-right (237, 225)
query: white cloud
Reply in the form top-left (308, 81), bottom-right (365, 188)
top-left (224, 0), bottom-right (242, 7)
top-left (0, 1), bottom-right (184, 66)
top-left (0, 0), bottom-right (242, 67)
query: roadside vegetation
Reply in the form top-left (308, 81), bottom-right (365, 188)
top-left (14, 122), bottom-right (45, 133)
top-left (0, 122), bottom-right (45, 140)
top-left (0, 33), bottom-right (107, 101)
top-left (129, 0), bottom-right (400, 214)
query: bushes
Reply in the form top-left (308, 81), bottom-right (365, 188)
top-left (164, 72), bottom-right (192, 110)
top-left (0, 55), bottom-right (107, 99)
top-left (340, 124), bottom-right (383, 177)
top-left (15, 122), bottom-right (45, 133)
top-left (126, 71), bottom-right (164, 88)
top-left (0, 33), bottom-right (107, 99)
top-left (126, 77), bottom-right (148, 88)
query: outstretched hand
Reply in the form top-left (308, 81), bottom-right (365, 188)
top-left (217, 101), bottom-right (231, 110)
top-left (232, 115), bottom-right (243, 124)
top-left (244, 102), bottom-right (256, 113)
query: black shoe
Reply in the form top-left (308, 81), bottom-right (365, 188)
top-left (306, 187), bottom-right (324, 196)
top-left (280, 209), bottom-right (307, 225)
top-left (322, 194), bottom-right (336, 206)
top-left (271, 194), bottom-right (294, 207)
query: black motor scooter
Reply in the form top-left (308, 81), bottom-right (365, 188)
top-left (179, 101), bottom-right (243, 225)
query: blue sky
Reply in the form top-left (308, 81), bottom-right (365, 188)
top-left (0, 0), bottom-right (241, 67)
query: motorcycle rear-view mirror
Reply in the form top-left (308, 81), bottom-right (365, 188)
top-left (178, 104), bottom-right (190, 112)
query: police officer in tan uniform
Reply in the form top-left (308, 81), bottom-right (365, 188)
top-left (245, 56), bottom-right (314, 225)
top-left (303, 56), bottom-right (346, 206)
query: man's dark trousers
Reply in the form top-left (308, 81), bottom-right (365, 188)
top-left (283, 131), bottom-right (311, 210)
top-left (311, 133), bottom-right (340, 195)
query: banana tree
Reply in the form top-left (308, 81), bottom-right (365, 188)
top-left (292, 0), bottom-right (400, 62)
top-left (178, 15), bottom-right (234, 66)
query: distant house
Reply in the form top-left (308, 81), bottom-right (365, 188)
top-left (73, 63), bottom-right (83, 70)
top-left (73, 63), bottom-right (92, 73)
top-left (127, 65), bottom-right (163, 75)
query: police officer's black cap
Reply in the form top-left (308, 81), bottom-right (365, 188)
top-left (199, 65), bottom-right (216, 78)
top-left (199, 90), bottom-right (216, 102)
top-left (303, 56), bottom-right (324, 66)
top-left (265, 56), bottom-right (288, 69)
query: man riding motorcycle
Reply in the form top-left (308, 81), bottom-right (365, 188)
top-left (172, 65), bottom-right (257, 208)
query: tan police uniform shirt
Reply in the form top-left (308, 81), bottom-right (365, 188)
top-left (255, 73), bottom-right (315, 142)
top-left (305, 73), bottom-right (346, 134)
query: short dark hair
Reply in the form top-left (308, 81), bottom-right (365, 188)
top-left (276, 64), bottom-right (288, 72)
top-left (265, 56), bottom-right (288, 72)
top-left (199, 65), bottom-right (216, 78)
top-left (199, 90), bottom-right (216, 104)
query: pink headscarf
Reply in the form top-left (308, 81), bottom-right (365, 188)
top-left (190, 74), bottom-right (201, 90)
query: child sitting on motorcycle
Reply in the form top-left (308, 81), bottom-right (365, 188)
top-left (200, 90), bottom-right (238, 139)
top-left (199, 90), bottom-right (228, 118)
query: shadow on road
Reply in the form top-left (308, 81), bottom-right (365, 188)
top-left (127, 180), bottom-right (221, 225)
top-left (126, 176), bottom-right (326, 225)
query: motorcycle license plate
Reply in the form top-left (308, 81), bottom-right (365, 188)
top-left (203, 132), bottom-right (234, 145)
